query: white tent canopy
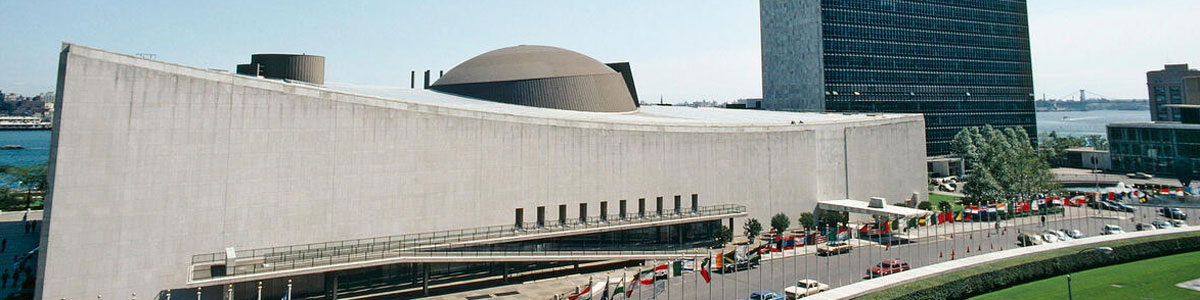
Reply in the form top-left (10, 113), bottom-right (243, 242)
top-left (816, 199), bottom-right (932, 219)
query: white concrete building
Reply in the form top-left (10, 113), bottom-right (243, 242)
top-left (37, 44), bottom-right (927, 299)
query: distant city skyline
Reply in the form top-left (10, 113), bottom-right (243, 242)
top-left (1, 0), bottom-right (1198, 102)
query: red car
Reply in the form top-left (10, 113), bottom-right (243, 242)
top-left (865, 260), bottom-right (910, 278)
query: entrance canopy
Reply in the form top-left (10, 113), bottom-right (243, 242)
top-left (817, 199), bottom-right (931, 219)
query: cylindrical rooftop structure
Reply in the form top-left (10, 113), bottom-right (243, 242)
top-left (239, 54), bottom-right (325, 85)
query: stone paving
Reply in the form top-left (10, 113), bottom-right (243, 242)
top-left (0, 209), bottom-right (43, 297)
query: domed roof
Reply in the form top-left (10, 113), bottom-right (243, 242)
top-left (431, 45), bottom-right (637, 113)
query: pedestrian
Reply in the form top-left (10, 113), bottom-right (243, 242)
top-left (1040, 215), bottom-right (1046, 227)
top-left (1, 237), bottom-right (6, 252)
top-left (994, 221), bottom-right (1000, 234)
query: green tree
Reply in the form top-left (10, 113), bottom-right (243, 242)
top-left (917, 201), bottom-right (932, 210)
top-left (743, 218), bottom-right (762, 244)
top-left (798, 213), bottom-right (816, 232)
top-left (770, 213), bottom-right (790, 236)
top-left (938, 201), bottom-right (952, 212)
top-left (819, 212), bottom-right (844, 230)
top-left (0, 163), bottom-right (48, 209)
top-left (952, 126), bottom-right (1060, 204)
top-left (713, 225), bottom-right (733, 246)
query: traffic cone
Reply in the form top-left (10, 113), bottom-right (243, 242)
top-left (952, 250), bottom-right (956, 260)
top-left (978, 245), bottom-right (982, 251)
top-left (988, 232), bottom-right (991, 238)
top-left (940, 251), bottom-right (943, 258)
top-left (970, 233), bottom-right (973, 239)
top-left (991, 243), bottom-right (994, 250)
top-left (967, 246), bottom-right (971, 253)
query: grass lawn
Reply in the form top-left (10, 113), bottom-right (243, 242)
top-left (928, 193), bottom-right (962, 211)
top-left (970, 251), bottom-right (1200, 300)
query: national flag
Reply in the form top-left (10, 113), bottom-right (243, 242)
top-left (654, 264), bottom-right (669, 280)
top-left (568, 283), bottom-right (592, 300)
top-left (700, 257), bottom-right (712, 283)
top-left (640, 269), bottom-right (655, 285)
top-left (891, 219), bottom-right (900, 231)
top-left (836, 227), bottom-right (850, 241)
top-left (612, 275), bottom-right (626, 298)
top-left (627, 273), bottom-right (639, 297)
top-left (671, 261), bottom-right (683, 277)
top-left (955, 211), bottom-right (963, 221)
top-left (600, 277), bottom-right (610, 300)
top-left (906, 218), bottom-right (917, 230)
top-left (881, 221), bottom-right (890, 234)
top-left (937, 213), bottom-right (945, 224)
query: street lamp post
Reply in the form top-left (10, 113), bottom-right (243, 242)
top-left (1067, 247), bottom-right (1114, 300)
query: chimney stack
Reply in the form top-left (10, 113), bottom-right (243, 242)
top-left (423, 70), bottom-right (431, 89)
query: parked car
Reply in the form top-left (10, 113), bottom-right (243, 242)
top-left (1136, 222), bottom-right (1158, 231)
top-left (784, 279), bottom-right (829, 299)
top-left (1162, 207), bottom-right (1189, 220)
top-left (865, 260), bottom-right (911, 278)
top-left (1101, 225), bottom-right (1125, 235)
top-left (1041, 233), bottom-right (1059, 243)
top-left (1044, 230), bottom-right (1072, 241)
top-left (816, 241), bottom-right (853, 256)
top-left (1109, 202), bottom-right (1136, 212)
top-left (1088, 200), bottom-right (1114, 210)
top-left (741, 291), bottom-right (785, 300)
top-left (1127, 172), bottom-right (1154, 179)
top-left (1061, 229), bottom-right (1087, 239)
top-left (1171, 220), bottom-right (1188, 227)
top-left (1018, 233), bottom-right (1044, 247)
top-left (1152, 220), bottom-right (1174, 229)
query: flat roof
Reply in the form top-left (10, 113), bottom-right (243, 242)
top-left (1107, 121), bottom-right (1200, 130)
top-left (326, 83), bottom-right (919, 127)
top-left (1066, 147), bottom-right (1108, 154)
top-left (816, 199), bottom-right (931, 219)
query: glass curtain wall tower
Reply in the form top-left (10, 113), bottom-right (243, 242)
top-left (761, 0), bottom-right (1037, 155)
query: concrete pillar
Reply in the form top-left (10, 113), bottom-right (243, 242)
top-left (324, 272), bottom-right (339, 300)
top-left (423, 263), bottom-right (430, 296)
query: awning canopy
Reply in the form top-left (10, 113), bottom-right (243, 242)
top-left (817, 199), bottom-right (932, 219)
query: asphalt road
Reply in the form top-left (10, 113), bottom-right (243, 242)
top-left (622, 205), bottom-right (1197, 300)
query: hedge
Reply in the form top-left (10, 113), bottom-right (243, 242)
top-left (854, 230), bottom-right (1200, 300)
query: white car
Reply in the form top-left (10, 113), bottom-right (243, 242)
top-left (1101, 224), bottom-right (1125, 235)
top-left (1044, 230), bottom-right (1072, 241)
top-left (1171, 220), bottom-right (1188, 227)
top-left (784, 279), bottom-right (829, 299)
top-left (1040, 233), bottom-right (1059, 243)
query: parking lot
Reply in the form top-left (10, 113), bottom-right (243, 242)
top-left (633, 204), bottom-right (1195, 300)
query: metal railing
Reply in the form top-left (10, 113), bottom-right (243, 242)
top-left (190, 204), bottom-right (744, 281)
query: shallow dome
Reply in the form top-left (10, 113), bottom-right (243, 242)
top-left (431, 45), bottom-right (636, 112)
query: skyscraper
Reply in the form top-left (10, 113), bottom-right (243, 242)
top-left (1147, 64), bottom-right (1200, 122)
top-left (761, 0), bottom-right (1037, 155)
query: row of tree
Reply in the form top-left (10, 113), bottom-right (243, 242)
top-left (712, 212), bottom-right (850, 247)
top-left (0, 163), bottom-right (48, 210)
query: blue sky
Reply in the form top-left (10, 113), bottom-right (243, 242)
top-left (1, 0), bottom-right (1198, 102)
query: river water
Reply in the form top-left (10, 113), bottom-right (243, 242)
top-left (1035, 110), bottom-right (1149, 137)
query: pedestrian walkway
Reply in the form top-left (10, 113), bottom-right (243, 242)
top-left (0, 209), bottom-right (43, 297)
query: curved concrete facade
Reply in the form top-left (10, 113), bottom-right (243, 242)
top-left (37, 44), bottom-right (927, 299)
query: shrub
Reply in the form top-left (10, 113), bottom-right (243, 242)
top-left (857, 231), bottom-right (1200, 300)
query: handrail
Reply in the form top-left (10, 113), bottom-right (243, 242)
top-left (190, 204), bottom-right (745, 280)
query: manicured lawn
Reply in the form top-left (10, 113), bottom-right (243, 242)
top-left (928, 193), bottom-right (962, 211)
top-left (970, 251), bottom-right (1200, 300)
